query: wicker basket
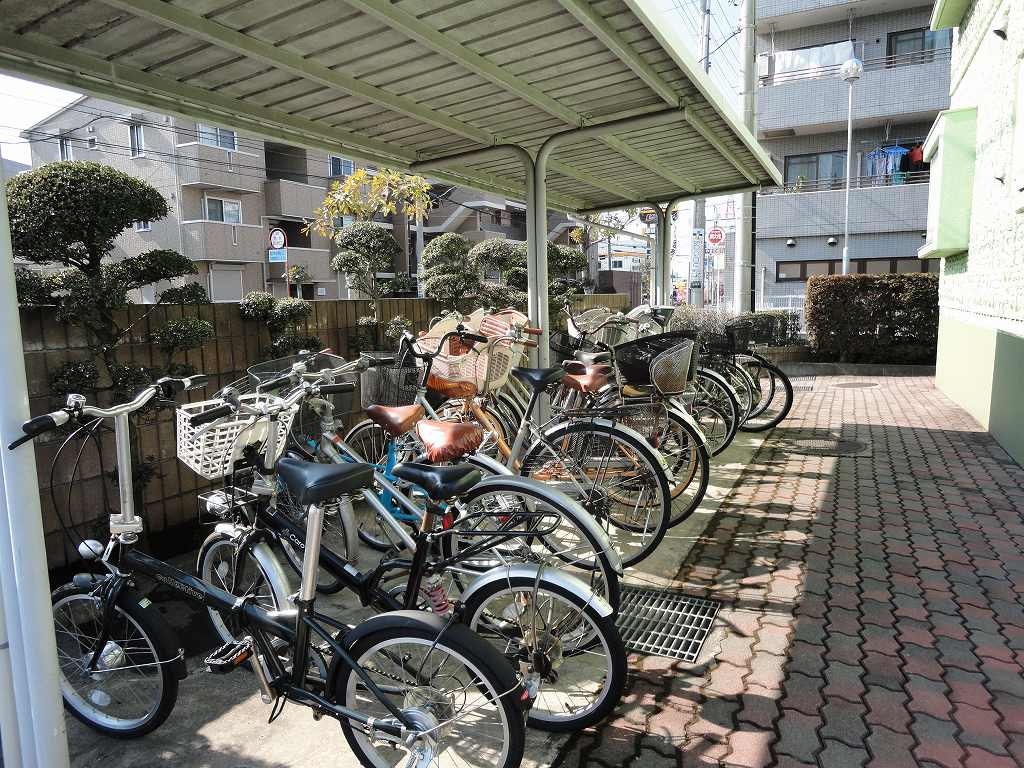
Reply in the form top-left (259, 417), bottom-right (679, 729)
top-left (177, 395), bottom-right (296, 480)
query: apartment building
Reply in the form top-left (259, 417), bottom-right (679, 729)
top-left (754, 0), bottom-right (952, 312)
top-left (22, 96), bottom-right (538, 302)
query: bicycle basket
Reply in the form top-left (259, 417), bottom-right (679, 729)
top-left (549, 330), bottom-right (596, 364)
top-left (614, 331), bottom-right (698, 387)
top-left (726, 321), bottom-right (753, 355)
top-left (177, 395), bottom-right (296, 480)
top-left (614, 401), bottom-right (669, 445)
top-left (650, 340), bottom-right (694, 397)
top-left (360, 364), bottom-right (421, 409)
top-left (249, 351), bottom-right (356, 414)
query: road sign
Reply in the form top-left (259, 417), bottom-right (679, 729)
top-left (268, 248), bottom-right (287, 263)
top-left (268, 227), bottom-right (287, 249)
top-left (707, 227), bottom-right (725, 246)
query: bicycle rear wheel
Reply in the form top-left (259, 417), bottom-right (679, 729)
top-left (520, 420), bottom-right (671, 567)
top-left (738, 355), bottom-right (794, 431)
top-left (692, 369), bottom-right (740, 455)
top-left (344, 419), bottom-right (401, 551)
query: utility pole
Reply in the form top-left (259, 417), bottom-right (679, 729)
top-left (734, 0), bottom-right (757, 313)
top-left (689, 0), bottom-right (712, 308)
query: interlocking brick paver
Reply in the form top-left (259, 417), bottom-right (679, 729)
top-left (549, 378), bottom-right (1024, 768)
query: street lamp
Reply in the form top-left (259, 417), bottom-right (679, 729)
top-left (840, 57), bottom-right (863, 276)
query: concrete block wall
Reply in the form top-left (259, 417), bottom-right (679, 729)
top-left (933, 0), bottom-right (1024, 464)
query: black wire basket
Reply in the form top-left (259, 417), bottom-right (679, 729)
top-left (360, 364), bottom-right (421, 409)
top-left (614, 331), bottom-right (699, 388)
top-left (549, 330), bottom-right (598, 364)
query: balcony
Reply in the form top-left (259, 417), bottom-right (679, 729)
top-left (176, 142), bottom-right (263, 194)
top-left (263, 178), bottom-right (328, 219)
top-left (757, 175), bottom-right (930, 239)
top-left (758, 0), bottom-right (932, 30)
top-left (758, 48), bottom-right (951, 135)
top-left (180, 221), bottom-right (266, 263)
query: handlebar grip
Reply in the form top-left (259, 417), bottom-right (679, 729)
top-left (188, 403), bottom-right (234, 427)
top-left (157, 374), bottom-right (209, 394)
top-left (361, 355), bottom-right (395, 368)
top-left (256, 373), bottom-right (294, 393)
top-left (523, 326), bottom-right (543, 336)
top-left (8, 411), bottom-right (69, 450)
top-left (523, 340), bottom-right (538, 349)
top-left (318, 381), bottom-right (356, 395)
top-left (462, 332), bottom-right (488, 345)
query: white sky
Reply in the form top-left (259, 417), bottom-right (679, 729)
top-left (0, 74), bottom-right (80, 166)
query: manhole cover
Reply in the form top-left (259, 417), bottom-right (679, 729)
top-left (784, 438), bottom-right (871, 456)
top-left (832, 382), bottom-right (879, 389)
top-left (615, 586), bottom-right (720, 662)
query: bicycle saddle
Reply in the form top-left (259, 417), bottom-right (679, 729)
top-left (392, 462), bottom-right (481, 501)
top-left (276, 458), bottom-right (374, 506)
top-left (575, 350), bottom-right (612, 365)
top-left (563, 368), bottom-right (610, 394)
top-left (426, 374), bottom-right (478, 399)
top-left (510, 366), bottom-right (565, 392)
top-left (415, 420), bottom-right (483, 463)
top-left (365, 403), bottom-right (425, 437)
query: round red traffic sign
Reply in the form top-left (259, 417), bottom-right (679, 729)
top-left (707, 227), bottom-right (725, 246)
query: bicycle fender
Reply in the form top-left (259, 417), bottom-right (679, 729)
top-left (465, 451), bottom-right (513, 475)
top-left (461, 564), bottom-right (614, 619)
top-left (468, 474), bottom-right (624, 576)
top-left (211, 522), bottom-right (295, 604)
top-left (664, 400), bottom-right (709, 447)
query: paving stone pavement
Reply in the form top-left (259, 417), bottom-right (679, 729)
top-left (550, 376), bottom-right (1024, 768)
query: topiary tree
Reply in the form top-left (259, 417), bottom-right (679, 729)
top-left (421, 232), bottom-right (480, 312)
top-left (9, 162), bottom-right (208, 394)
top-left (467, 238), bottom-right (585, 314)
top-left (239, 291), bottom-right (320, 358)
top-left (329, 221), bottom-right (402, 307)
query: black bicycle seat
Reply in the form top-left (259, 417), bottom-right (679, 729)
top-left (510, 366), bottom-right (565, 392)
top-left (392, 463), bottom-right (481, 501)
top-left (574, 350), bottom-right (612, 365)
top-left (276, 458), bottom-right (374, 506)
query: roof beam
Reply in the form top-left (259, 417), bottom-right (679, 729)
top-left (683, 108), bottom-right (759, 184)
top-left (103, 0), bottom-right (646, 202)
top-left (553, 0), bottom-right (681, 108)
top-left (105, 0), bottom-right (494, 145)
top-left (343, 0), bottom-right (696, 192)
top-left (0, 32), bottom-right (587, 210)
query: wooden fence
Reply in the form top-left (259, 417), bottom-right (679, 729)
top-left (22, 293), bottom-right (629, 570)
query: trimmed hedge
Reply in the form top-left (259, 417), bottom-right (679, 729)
top-left (805, 273), bottom-right (939, 364)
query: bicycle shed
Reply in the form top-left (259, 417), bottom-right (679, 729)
top-left (0, 1), bottom-right (781, 764)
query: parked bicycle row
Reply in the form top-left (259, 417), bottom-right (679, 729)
top-left (10, 302), bottom-right (793, 768)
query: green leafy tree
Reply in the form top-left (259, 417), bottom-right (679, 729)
top-left (8, 162), bottom-right (207, 393)
top-left (468, 238), bottom-right (585, 314)
top-left (421, 233), bottom-right (480, 312)
top-left (239, 291), bottom-right (320, 357)
top-left (329, 221), bottom-right (402, 307)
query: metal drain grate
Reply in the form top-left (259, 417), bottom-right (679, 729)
top-left (783, 437), bottom-right (871, 456)
top-left (615, 586), bottom-right (720, 662)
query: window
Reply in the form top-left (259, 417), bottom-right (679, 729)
top-left (129, 124), bottom-right (144, 157)
top-left (777, 261), bottom-right (805, 280)
top-left (784, 151), bottom-right (847, 187)
top-left (329, 155), bottom-right (354, 177)
top-left (197, 123), bottom-right (237, 151)
top-left (777, 257), bottom-right (931, 281)
top-left (87, 137), bottom-right (96, 150)
top-left (134, 220), bottom-right (151, 232)
top-left (210, 269), bottom-right (244, 302)
top-left (59, 136), bottom-right (73, 161)
top-left (206, 197), bottom-right (241, 224)
top-left (289, 283), bottom-right (316, 299)
top-left (805, 261), bottom-right (830, 277)
top-left (887, 28), bottom-right (953, 60)
top-left (865, 259), bottom-right (891, 274)
top-left (611, 259), bottom-right (624, 269)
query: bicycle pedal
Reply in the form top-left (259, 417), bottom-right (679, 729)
top-left (204, 639), bottom-right (253, 674)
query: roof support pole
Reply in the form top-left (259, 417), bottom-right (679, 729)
top-left (0, 149), bottom-right (71, 768)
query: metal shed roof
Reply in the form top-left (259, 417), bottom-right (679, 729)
top-left (0, 0), bottom-right (780, 212)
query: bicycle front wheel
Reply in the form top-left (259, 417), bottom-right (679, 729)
top-left (461, 574), bottom-right (627, 732)
top-left (52, 582), bottom-right (180, 738)
top-left (334, 615), bottom-right (526, 768)
top-left (738, 355), bottom-right (794, 432)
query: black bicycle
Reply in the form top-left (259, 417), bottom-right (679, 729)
top-left (11, 377), bottom-right (528, 768)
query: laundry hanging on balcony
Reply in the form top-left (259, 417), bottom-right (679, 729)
top-left (772, 41), bottom-right (856, 80)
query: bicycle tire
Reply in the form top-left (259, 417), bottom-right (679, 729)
top-left (461, 574), bottom-right (627, 732)
top-left (519, 420), bottom-right (671, 568)
top-left (693, 368), bottom-right (740, 455)
top-left (738, 356), bottom-right (794, 432)
top-left (52, 582), bottom-right (180, 738)
top-left (343, 418), bottom-right (398, 551)
top-left (660, 410), bottom-right (711, 528)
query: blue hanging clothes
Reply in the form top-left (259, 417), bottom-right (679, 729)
top-left (865, 148), bottom-right (888, 180)
top-left (883, 146), bottom-right (910, 183)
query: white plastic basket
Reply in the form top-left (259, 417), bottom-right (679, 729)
top-left (176, 394), bottom-right (296, 480)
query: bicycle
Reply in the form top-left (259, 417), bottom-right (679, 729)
top-left (12, 377), bottom-right (529, 768)
top-left (198, 349), bottom-right (627, 730)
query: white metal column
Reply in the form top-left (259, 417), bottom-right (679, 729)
top-left (735, 0), bottom-right (757, 312)
top-left (0, 151), bottom-right (71, 768)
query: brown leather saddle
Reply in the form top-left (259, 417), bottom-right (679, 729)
top-left (426, 374), bottom-right (478, 399)
top-left (365, 403), bottom-right (425, 437)
top-left (561, 360), bottom-right (612, 394)
top-left (415, 420), bottom-right (483, 463)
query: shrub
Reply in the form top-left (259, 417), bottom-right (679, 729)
top-left (734, 309), bottom-right (802, 347)
top-left (804, 273), bottom-right (938, 364)
top-left (158, 282), bottom-right (208, 304)
top-left (331, 221), bottom-right (401, 302)
top-left (421, 233), bottom-right (479, 311)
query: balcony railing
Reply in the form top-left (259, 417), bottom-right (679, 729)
top-left (759, 46), bottom-right (951, 87)
top-left (760, 170), bottom-right (930, 196)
